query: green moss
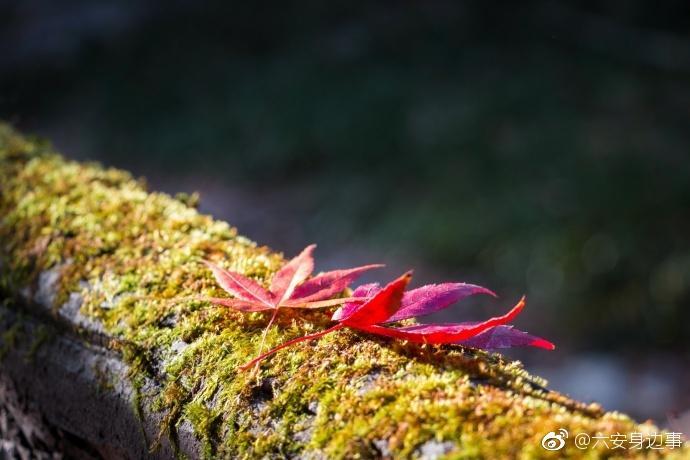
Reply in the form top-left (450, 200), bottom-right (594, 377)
top-left (0, 123), bottom-right (686, 459)
top-left (183, 401), bottom-right (221, 458)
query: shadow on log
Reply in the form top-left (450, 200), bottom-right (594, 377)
top-left (0, 124), bottom-right (687, 458)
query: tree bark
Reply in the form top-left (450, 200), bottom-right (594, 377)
top-left (0, 124), bottom-right (686, 459)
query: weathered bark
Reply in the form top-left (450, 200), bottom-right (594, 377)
top-left (0, 124), bottom-right (687, 459)
top-left (0, 275), bottom-right (197, 459)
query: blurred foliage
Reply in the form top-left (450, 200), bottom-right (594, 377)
top-left (2, 1), bottom-right (690, 351)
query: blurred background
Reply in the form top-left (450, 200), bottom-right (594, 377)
top-left (1, 0), bottom-right (689, 429)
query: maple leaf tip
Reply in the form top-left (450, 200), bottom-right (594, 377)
top-left (467, 284), bottom-right (499, 298)
top-left (532, 338), bottom-right (556, 350)
top-left (202, 259), bottom-right (224, 273)
top-left (515, 295), bottom-right (527, 311)
top-left (201, 259), bottom-right (223, 271)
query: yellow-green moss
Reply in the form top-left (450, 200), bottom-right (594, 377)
top-left (0, 123), bottom-right (687, 459)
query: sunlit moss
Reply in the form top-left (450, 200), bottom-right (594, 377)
top-left (0, 123), bottom-right (686, 458)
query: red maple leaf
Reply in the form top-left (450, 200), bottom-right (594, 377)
top-left (203, 244), bottom-right (382, 367)
top-left (239, 272), bottom-right (554, 371)
top-left (203, 244), bottom-right (382, 311)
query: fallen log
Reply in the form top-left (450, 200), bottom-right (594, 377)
top-left (0, 124), bottom-right (686, 458)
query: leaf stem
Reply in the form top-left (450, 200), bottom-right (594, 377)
top-left (238, 323), bottom-right (345, 371)
top-left (251, 308), bottom-right (280, 373)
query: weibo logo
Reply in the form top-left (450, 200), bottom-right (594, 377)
top-left (541, 428), bottom-right (568, 451)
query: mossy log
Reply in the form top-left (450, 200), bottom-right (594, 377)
top-left (0, 124), bottom-right (686, 459)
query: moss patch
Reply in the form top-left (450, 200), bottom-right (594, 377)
top-left (0, 124), bottom-right (686, 459)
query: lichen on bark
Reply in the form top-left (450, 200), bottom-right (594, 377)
top-left (0, 123), bottom-right (687, 459)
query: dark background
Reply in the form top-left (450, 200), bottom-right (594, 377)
top-left (2, 0), bottom-right (689, 428)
